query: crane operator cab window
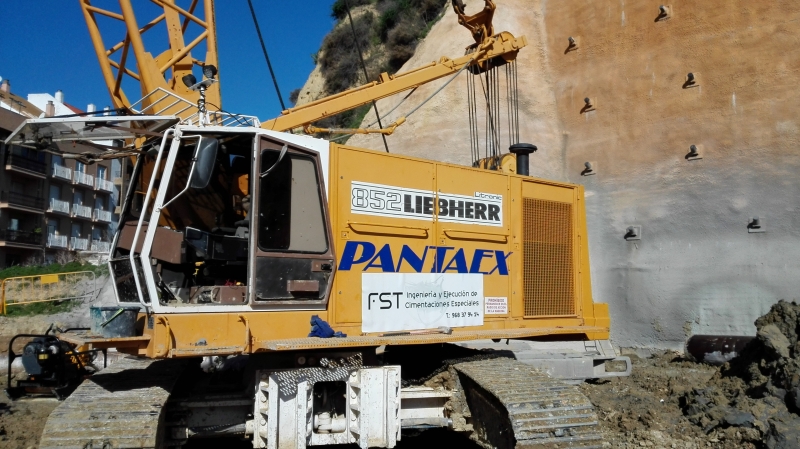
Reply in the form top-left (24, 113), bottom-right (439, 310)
top-left (111, 133), bottom-right (334, 308)
top-left (112, 132), bottom-right (256, 307)
top-left (253, 138), bottom-right (335, 304)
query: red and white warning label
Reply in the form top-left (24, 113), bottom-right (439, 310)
top-left (485, 296), bottom-right (508, 315)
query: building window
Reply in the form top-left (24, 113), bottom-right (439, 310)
top-left (75, 161), bottom-right (85, 173)
top-left (47, 218), bottom-right (59, 235)
top-left (10, 145), bottom-right (44, 162)
top-left (71, 223), bottom-right (82, 238)
top-left (97, 165), bottom-right (106, 180)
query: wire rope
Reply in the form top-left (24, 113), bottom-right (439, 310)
top-left (343, 0), bottom-right (390, 153)
top-left (247, 0), bottom-right (291, 132)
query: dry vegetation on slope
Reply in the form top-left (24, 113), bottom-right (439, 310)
top-left (292, 0), bottom-right (448, 133)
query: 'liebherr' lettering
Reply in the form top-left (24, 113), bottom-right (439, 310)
top-left (339, 241), bottom-right (511, 275)
top-left (351, 181), bottom-right (504, 227)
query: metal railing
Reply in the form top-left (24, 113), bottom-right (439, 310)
top-left (93, 209), bottom-right (112, 223)
top-left (129, 88), bottom-right (261, 127)
top-left (52, 164), bottom-right (72, 180)
top-left (72, 203), bottom-right (92, 219)
top-left (0, 229), bottom-right (42, 246)
top-left (96, 177), bottom-right (114, 192)
top-left (49, 197), bottom-right (70, 214)
top-left (47, 233), bottom-right (68, 248)
top-left (6, 153), bottom-right (46, 174)
top-left (1, 271), bottom-right (96, 315)
top-left (70, 236), bottom-right (89, 251)
top-left (91, 240), bottom-right (110, 253)
top-left (73, 171), bottom-right (94, 187)
top-left (0, 191), bottom-right (45, 209)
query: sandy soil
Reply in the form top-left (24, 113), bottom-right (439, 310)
top-left (583, 353), bottom-right (755, 449)
top-left (0, 375), bottom-right (59, 449)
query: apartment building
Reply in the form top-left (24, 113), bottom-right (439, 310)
top-left (0, 80), bottom-right (117, 268)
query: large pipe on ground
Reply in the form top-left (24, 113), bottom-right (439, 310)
top-left (685, 335), bottom-right (755, 365)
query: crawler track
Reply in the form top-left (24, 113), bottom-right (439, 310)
top-left (39, 356), bottom-right (185, 449)
top-left (454, 357), bottom-right (602, 449)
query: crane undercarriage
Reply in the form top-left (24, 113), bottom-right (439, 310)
top-left (39, 344), bottom-right (610, 449)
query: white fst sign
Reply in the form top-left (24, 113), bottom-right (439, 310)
top-left (361, 273), bottom-right (484, 333)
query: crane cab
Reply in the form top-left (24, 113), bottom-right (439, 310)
top-left (113, 125), bottom-right (336, 315)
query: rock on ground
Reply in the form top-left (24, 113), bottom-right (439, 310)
top-left (681, 300), bottom-right (800, 448)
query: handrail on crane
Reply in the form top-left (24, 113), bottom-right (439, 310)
top-left (79, 0), bottom-right (220, 121)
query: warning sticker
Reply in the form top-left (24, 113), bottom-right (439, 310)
top-left (361, 273), bottom-right (484, 333)
top-left (485, 296), bottom-right (508, 315)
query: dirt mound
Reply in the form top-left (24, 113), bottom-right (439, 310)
top-left (682, 300), bottom-right (800, 448)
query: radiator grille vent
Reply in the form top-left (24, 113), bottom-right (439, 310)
top-left (522, 198), bottom-right (575, 316)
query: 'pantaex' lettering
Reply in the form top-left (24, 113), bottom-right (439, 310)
top-left (339, 241), bottom-right (511, 275)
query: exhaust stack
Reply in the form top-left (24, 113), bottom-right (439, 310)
top-left (509, 143), bottom-right (537, 176)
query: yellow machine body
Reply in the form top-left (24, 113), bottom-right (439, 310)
top-left (78, 138), bottom-right (608, 359)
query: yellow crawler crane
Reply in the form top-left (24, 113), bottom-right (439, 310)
top-left (4, 1), bottom-right (630, 447)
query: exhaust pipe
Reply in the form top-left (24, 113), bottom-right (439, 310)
top-left (509, 143), bottom-right (537, 176)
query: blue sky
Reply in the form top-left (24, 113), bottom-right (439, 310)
top-left (0, 1), bottom-right (336, 119)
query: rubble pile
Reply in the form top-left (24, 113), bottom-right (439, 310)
top-left (682, 300), bottom-right (800, 448)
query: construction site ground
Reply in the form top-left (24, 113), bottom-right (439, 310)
top-left (0, 320), bottom-right (753, 449)
top-left (5, 294), bottom-right (800, 448)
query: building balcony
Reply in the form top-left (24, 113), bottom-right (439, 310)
top-left (52, 164), bottom-right (72, 181)
top-left (69, 236), bottom-right (89, 251)
top-left (48, 198), bottom-right (70, 214)
top-left (0, 229), bottom-right (43, 247)
top-left (93, 209), bottom-right (112, 223)
top-left (47, 233), bottom-right (68, 248)
top-left (6, 153), bottom-right (46, 177)
top-left (91, 240), bottom-right (110, 253)
top-left (72, 203), bottom-right (92, 219)
top-left (96, 177), bottom-right (114, 192)
top-left (0, 191), bottom-right (45, 211)
top-left (73, 171), bottom-right (94, 187)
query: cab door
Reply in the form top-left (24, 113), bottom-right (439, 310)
top-left (250, 136), bottom-right (335, 307)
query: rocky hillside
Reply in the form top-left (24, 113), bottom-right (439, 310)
top-left (292, 0), bottom-right (448, 131)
